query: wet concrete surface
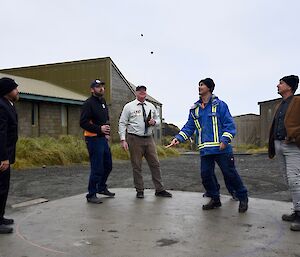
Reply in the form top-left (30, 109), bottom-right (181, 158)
top-left (1, 189), bottom-right (300, 257)
top-left (1, 153), bottom-right (299, 257)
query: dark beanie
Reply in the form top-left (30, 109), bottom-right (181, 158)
top-left (280, 75), bottom-right (299, 93)
top-left (199, 78), bottom-right (215, 93)
top-left (0, 77), bottom-right (18, 97)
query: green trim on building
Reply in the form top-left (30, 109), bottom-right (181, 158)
top-left (20, 93), bottom-right (84, 105)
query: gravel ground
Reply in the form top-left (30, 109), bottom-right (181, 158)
top-left (7, 152), bottom-right (290, 211)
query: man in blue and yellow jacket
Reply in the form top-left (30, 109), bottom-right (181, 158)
top-left (169, 78), bottom-right (248, 213)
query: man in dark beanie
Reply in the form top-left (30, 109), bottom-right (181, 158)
top-left (269, 74), bottom-right (300, 231)
top-left (280, 75), bottom-right (299, 93)
top-left (0, 77), bottom-right (19, 234)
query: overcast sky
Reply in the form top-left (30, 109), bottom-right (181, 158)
top-left (1, 0), bottom-right (300, 127)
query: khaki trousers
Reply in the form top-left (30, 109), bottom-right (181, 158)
top-left (127, 134), bottom-right (164, 192)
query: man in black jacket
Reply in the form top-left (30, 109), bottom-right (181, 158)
top-left (80, 79), bottom-right (114, 204)
top-left (0, 77), bottom-right (19, 234)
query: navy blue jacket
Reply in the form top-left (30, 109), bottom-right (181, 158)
top-left (0, 98), bottom-right (18, 163)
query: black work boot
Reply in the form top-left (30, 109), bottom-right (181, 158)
top-left (282, 211), bottom-right (297, 222)
top-left (136, 191), bottom-right (144, 199)
top-left (0, 217), bottom-right (14, 225)
top-left (202, 198), bottom-right (221, 210)
top-left (98, 188), bottom-right (115, 197)
top-left (0, 224), bottom-right (13, 234)
top-left (87, 195), bottom-right (103, 204)
top-left (290, 211), bottom-right (300, 231)
top-left (238, 198), bottom-right (248, 213)
top-left (155, 190), bottom-right (172, 197)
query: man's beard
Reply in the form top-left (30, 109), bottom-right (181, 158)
top-left (94, 92), bottom-right (104, 97)
top-left (6, 93), bottom-right (19, 102)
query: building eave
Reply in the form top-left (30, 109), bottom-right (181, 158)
top-left (19, 93), bottom-right (84, 105)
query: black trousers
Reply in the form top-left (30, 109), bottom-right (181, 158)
top-left (0, 166), bottom-right (10, 220)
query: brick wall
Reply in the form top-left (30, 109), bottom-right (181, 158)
top-left (68, 105), bottom-right (83, 137)
top-left (110, 64), bottom-right (135, 142)
top-left (15, 99), bottom-right (83, 138)
top-left (15, 101), bottom-right (32, 137)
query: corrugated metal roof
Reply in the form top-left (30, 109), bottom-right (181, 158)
top-left (0, 72), bottom-right (86, 102)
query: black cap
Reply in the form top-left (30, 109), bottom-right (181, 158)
top-left (136, 85), bottom-right (147, 91)
top-left (0, 77), bottom-right (18, 97)
top-left (90, 79), bottom-right (105, 88)
top-left (199, 78), bottom-right (215, 93)
top-left (280, 75), bottom-right (299, 93)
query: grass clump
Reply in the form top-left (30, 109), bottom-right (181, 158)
top-left (110, 143), bottom-right (130, 160)
top-left (14, 136), bottom-right (89, 169)
top-left (13, 136), bottom-right (181, 169)
top-left (233, 144), bottom-right (267, 154)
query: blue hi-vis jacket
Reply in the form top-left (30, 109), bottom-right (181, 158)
top-left (175, 95), bottom-right (236, 156)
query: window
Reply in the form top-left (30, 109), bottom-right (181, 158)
top-left (31, 103), bottom-right (39, 126)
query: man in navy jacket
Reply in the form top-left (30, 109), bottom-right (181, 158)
top-left (0, 77), bottom-right (19, 234)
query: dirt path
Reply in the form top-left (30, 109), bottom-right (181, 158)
top-left (7, 153), bottom-right (290, 210)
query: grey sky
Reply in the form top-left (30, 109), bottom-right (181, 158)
top-left (1, 0), bottom-right (300, 127)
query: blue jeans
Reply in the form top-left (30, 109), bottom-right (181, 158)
top-left (200, 153), bottom-right (247, 200)
top-left (85, 137), bottom-right (112, 198)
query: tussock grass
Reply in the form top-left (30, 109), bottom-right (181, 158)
top-left (233, 144), bottom-right (268, 154)
top-left (14, 136), bottom-right (89, 169)
top-left (13, 136), bottom-right (180, 169)
top-left (110, 143), bottom-right (130, 160)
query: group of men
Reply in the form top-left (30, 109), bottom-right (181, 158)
top-left (0, 75), bottom-right (299, 235)
top-left (80, 81), bottom-right (172, 204)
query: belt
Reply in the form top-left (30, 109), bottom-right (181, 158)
top-left (128, 133), bottom-right (151, 138)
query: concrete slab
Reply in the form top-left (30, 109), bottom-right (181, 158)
top-left (0, 188), bottom-right (299, 257)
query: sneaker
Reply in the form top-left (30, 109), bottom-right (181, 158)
top-left (155, 190), bottom-right (172, 197)
top-left (282, 212), bottom-right (297, 222)
top-left (202, 198), bottom-right (221, 210)
top-left (0, 218), bottom-right (14, 225)
top-left (87, 195), bottom-right (103, 204)
top-left (0, 224), bottom-right (13, 234)
top-left (136, 191), bottom-right (144, 198)
top-left (238, 198), bottom-right (248, 213)
top-left (98, 188), bottom-right (115, 197)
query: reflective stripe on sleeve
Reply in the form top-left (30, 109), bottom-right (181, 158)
top-left (179, 131), bottom-right (189, 140)
top-left (222, 132), bottom-right (233, 140)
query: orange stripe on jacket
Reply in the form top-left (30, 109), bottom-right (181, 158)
top-left (84, 120), bottom-right (98, 137)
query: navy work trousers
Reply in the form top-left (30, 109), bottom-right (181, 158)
top-left (85, 137), bottom-right (112, 198)
top-left (200, 153), bottom-right (247, 200)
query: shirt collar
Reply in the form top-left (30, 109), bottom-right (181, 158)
top-left (135, 99), bottom-right (147, 105)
